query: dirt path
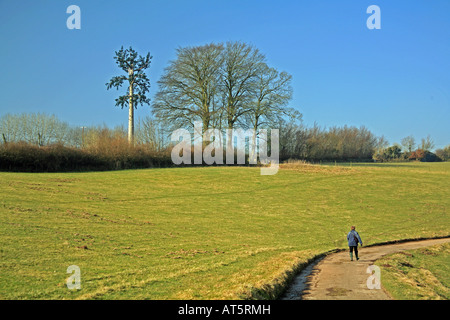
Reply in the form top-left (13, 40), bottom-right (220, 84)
top-left (281, 237), bottom-right (450, 300)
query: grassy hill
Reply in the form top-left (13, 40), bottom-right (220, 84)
top-left (376, 242), bottom-right (450, 299)
top-left (0, 162), bottom-right (449, 299)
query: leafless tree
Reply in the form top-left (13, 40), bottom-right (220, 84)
top-left (135, 116), bottom-right (170, 151)
top-left (401, 135), bottom-right (416, 153)
top-left (0, 113), bottom-right (69, 146)
top-left (219, 42), bottom-right (265, 129)
top-left (420, 135), bottom-right (435, 151)
top-left (152, 43), bottom-right (224, 135)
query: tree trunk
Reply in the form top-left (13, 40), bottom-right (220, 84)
top-left (128, 71), bottom-right (134, 145)
top-left (250, 122), bottom-right (258, 164)
top-left (226, 116), bottom-right (234, 161)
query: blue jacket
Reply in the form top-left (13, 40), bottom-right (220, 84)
top-left (347, 230), bottom-right (362, 246)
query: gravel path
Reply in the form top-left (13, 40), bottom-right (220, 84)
top-left (281, 237), bottom-right (450, 300)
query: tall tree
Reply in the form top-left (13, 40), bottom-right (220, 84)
top-left (152, 41), bottom-right (296, 153)
top-left (246, 64), bottom-right (294, 133)
top-left (219, 42), bottom-right (265, 155)
top-left (152, 43), bottom-right (224, 134)
top-left (220, 42), bottom-right (266, 130)
top-left (106, 46), bottom-right (152, 144)
top-left (243, 64), bottom-right (294, 159)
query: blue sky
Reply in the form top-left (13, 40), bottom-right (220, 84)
top-left (0, 0), bottom-right (449, 148)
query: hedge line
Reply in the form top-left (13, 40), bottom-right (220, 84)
top-left (0, 143), bottom-right (173, 172)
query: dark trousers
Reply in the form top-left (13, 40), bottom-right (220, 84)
top-left (349, 246), bottom-right (358, 258)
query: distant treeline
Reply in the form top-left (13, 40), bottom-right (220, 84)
top-left (279, 122), bottom-right (378, 162)
top-left (0, 113), bottom-right (172, 172)
top-left (0, 113), bottom-right (448, 172)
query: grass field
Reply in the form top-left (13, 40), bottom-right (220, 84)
top-left (376, 243), bottom-right (450, 299)
top-left (0, 162), bottom-right (449, 299)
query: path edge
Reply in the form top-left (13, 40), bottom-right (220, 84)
top-left (269, 235), bottom-right (450, 301)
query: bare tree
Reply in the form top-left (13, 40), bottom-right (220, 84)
top-left (401, 135), bottom-right (416, 153)
top-left (135, 116), bottom-right (170, 151)
top-left (0, 114), bottom-right (20, 143)
top-left (240, 64), bottom-right (294, 158)
top-left (152, 43), bottom-right (224, 134)
top-left (421, 135), bottom-right (435, 151)
top-left (0, 113), bottom-right (70, 146)
top-left (220, 42), bottom-right (266, 130)
top-left (435, 145), bottom-right (450, 161)
top-left (246, 65), bottom-right (294, 132)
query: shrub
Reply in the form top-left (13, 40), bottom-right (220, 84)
top-left (435, 145), bottom-right (450, 161)
top-left (0, 142), bottom-right (172, 172)
top-left (408, 149), bottom-right (440, 162)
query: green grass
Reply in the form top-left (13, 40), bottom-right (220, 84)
top-left (376, 243), bottom-right (450, 299)
top-left (0, 162), bottom-right (449, 299)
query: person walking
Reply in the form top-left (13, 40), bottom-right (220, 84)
top-left (347, 226), bottom-right (363, 261)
